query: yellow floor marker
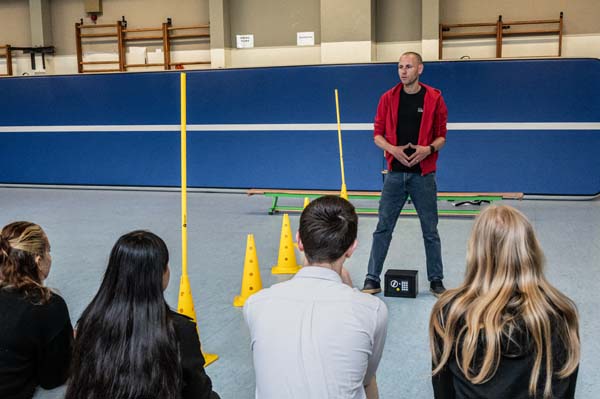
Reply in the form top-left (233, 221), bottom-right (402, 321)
top-left (233, 234), bottom-right (263, 307)
top-left (272, 214), bottom-right (301, 274)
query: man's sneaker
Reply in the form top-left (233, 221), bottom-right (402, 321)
top-left (430, 280), bottom-right (446, 297)
top-left (361, 278), bottom-right (382, 294)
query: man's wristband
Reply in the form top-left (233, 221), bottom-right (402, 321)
top-left (429, 144), bottom-right (436, 154)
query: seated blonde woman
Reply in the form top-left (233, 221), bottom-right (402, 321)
top-left (430, 205), bottom-right (580, 399)
top-left (0, 222), bottom-right (73, 399)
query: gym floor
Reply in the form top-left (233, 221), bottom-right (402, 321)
top-left (1, 187), bottom-right (597, 399)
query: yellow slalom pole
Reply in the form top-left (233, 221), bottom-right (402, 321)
top-left (334, 89), bottom-right (348, 200)
top-left (178, 73), bottom-right (192, 320)
top-left (181, 73), bottom-right (188, 277)
top-left (178, 72), bottom-right (218, 366)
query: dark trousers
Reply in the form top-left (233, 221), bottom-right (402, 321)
top-left (366, 171), bottom-right (444, 282)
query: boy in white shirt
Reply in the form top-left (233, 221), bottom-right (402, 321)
top-left (244, 195), bottom-right (388, 399)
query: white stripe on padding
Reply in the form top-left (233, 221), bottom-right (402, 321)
top-left (448, 123), bottom-right (600, 130)
top-left (0, 122), bottom-right (599, 133)
top-left (0, 125), bottom-right (179, 132)
top-left (188, 123), bottom-right (373, 131)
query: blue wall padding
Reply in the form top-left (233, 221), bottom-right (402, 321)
top-left (438, 130), bottom-right (600, 195)
top-left (0, 58), bottom-right (599, 195)
top-left (186, 65), bottom-right (394, 124)
top-left (426, 59), bottom-right (600, 123)
top-left (0, 73), bottom-right (180, 125)
top-left (184, 59), bottom-right (600, 125)
top-left (2, 131), bottom-right (179, 185)
top-left (185, 130), bottom-right (381, 189)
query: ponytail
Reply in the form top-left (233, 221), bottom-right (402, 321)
top-left (0, 234), bottom-right (14, 273)
top-left (0, 222), bottom-right (52, 303)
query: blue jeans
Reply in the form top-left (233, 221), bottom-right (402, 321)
top-left (366, 171), bottom-right (444, 282)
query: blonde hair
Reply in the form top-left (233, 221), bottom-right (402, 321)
top-left (429, 205), bottom-right (579, 398)
top-left (0, 221), bottom-right (52, 303)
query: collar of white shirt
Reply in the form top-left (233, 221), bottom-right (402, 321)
top-left (293, 266), bottom-right (342, 283)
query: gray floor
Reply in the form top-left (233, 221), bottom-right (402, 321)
top-left (1, 187), bottom-right (597, 399)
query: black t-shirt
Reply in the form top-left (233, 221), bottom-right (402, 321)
top-left (0, 288), bottom-right (73, 399)
top-left (392, 87), bottom-right (426, 173)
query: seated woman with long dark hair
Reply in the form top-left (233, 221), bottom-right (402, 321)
top-left (430, 205), bottom-right (580, 399)
top-left (0, 221), bottom-right (73, 399)
top-left (66, 230), bottom-right (219, 399)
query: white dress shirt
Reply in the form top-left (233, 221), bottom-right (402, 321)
top-left (244, 266), bottom-right (388, 399)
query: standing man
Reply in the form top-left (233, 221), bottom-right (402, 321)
top-left (244, 196), bottom-right (388, 399)
top-left (362, 52), bottom-right (448, 297)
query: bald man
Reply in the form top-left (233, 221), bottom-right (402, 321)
top-left (362, 52), bottom-right (448, 297)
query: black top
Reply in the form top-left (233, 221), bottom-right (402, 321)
top-left (0, 288), bottom-right (73, 399)
top-left (392, 87), bottom-right (426, 173)
top-left (432, 317), bottom-right (578, 399)
top-left (171, 311), bottom-right (219, 399)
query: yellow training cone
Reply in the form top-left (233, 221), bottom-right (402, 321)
top-left (340, 185), bottom-right (348, 200)
top-left (233, 234), bottom-right (263, 307)
top-left (303, 197), bottom-right (310, 209)
top-left (178, 274), bottom-right (219, 366)
top-left (272, 213), bottom-right (301, 274)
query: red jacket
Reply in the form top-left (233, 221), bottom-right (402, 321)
top-left (374, 82), bottom-right (448, 175)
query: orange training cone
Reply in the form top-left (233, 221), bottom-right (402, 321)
top-left (272, 214), bottom-right (301, 274)
top-left (303, 197), bottom-right (310, 209)
top-left (233, 234), bottom-right (263, 307)
top-left (178, 274), bottom-right (219, 366)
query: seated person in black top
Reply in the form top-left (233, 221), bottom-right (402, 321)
top-left (429, 205), bottom-right (580, 399)
top-left (0, 221), bottom-right (73, 399)
top-left (66, 230), bottom-right (219, 399)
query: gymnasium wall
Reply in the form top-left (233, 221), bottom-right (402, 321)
top-left (440, 0), bottom-right (600, 35)
top-left (376, 0), bottom-right (422, 43)
top-left (3, 0), bottom-right (600, 75)
top-left (438, 0), bottom-right (600, 60)
top-left (1, 58), bottom-right (598, 195)
top-left (0, 0), bottom-right (209, 55)
top-left (229, 0), bottom-right (321, 47)
top-left (0, 0), bottom-right (31, 46)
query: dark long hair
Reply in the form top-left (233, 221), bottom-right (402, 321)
top-left (66, 230), bottom-right (181, 399)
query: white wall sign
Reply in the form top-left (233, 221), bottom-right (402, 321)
top-left (297, 32), bottom-right (315, 46)
top-left (236, 34), bottom-right (254, 49)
